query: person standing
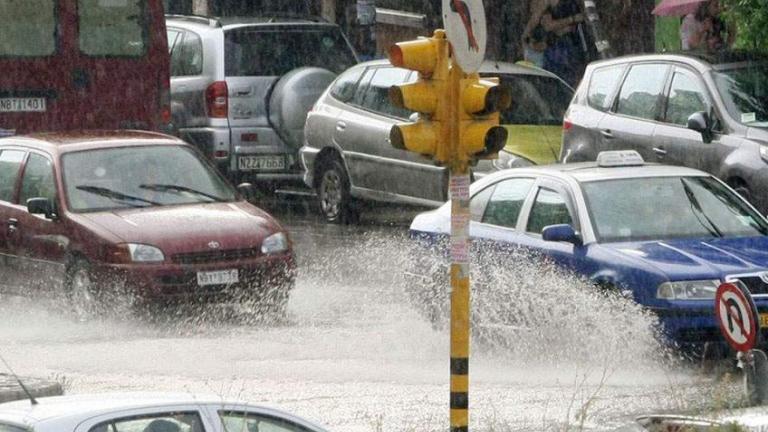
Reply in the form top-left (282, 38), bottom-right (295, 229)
top-left (527, 0), bottom-right (588, 85)
top-left (356, 0), bottom-right (377, 60)
top-left (680, 0), bottom-right (735, 51)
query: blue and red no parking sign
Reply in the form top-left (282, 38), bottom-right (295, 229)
top-left (715, 282), bottom-right (760, 352)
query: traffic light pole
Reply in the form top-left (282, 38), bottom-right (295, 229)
top-left (447, 61), bottom-right (471, 432)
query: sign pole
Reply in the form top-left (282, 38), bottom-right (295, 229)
top-left (448, 61), bottom-right (470, 432)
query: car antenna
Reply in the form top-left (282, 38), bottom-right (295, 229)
top-left (0, 352), bottom-right (38, 405)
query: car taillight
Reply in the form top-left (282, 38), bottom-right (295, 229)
top-left (563, 118), bottom-right (573, 132)
top-left (206, 81), bottom-right (229, 119)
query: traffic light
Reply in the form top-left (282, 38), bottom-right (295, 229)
top-left (457, 74), bottom-right (510, 162)
top-left (388, 30), bottom-right (451, 163)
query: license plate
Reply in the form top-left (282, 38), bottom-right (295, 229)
top-left (0, 98), bottom-right (46, 112)
top-left (238, 155), bottom-right (285, 171)
top-left (760, 313), bottom-right (768, 329)
top-left (196, 269), bottom-right (238, 286)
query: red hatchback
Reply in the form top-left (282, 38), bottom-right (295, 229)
top-left (0, 131), bottom-right (294, 318)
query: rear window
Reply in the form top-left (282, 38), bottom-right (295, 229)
top-left (0, 0), bottom-right (56, 57)
top-left (78, 0), bottom-right (148, 57)
top-left (495, 74), bottom-right (573, 125)
top-left (587, 65), bottom-right (625, 111)
top-left (225, 27), bottom-right (356, 76)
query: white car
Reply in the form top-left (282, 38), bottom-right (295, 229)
top-left (0, 393), bottom-right (328, 432)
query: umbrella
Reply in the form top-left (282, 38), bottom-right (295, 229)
top-left (652, 0), bottom-right (706, 16)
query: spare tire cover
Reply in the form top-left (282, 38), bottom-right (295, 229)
top-left (269, 67), bottom-right (337, 149)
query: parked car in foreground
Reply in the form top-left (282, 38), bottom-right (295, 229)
top-left (0, 0), bottom-right (172, 135)
top-left (301, 60), bottom-right (573, 223)
top-left (561, 51), bottom-right (768, 213)
top-left (0, 392), bottom-right (328, 432)
top-left (616, 411), bottom-right (768, 431)
top-left (166, 14), bottom-right (358, 186)
top-left (0, 131), bottom-right (294, 320)
top-left (408, 151), bottom-right (768, 347)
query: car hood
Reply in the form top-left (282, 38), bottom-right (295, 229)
top-left (603, 236), bottom-right (768, 279)
top-left (502, 124), bottom-right (561, 165)
top-left (78, 201), bottom-right (282, 252)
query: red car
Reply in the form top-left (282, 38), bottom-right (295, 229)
top-left (0, 131), bottom-right (294, 319)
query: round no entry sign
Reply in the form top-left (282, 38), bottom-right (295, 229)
top-left (715, 282), bottom-right (759, 352)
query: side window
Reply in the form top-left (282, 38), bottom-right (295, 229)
top-left (351, 68), bottom-right (376, 107)
top-left (615, 64), bottom-right (670, 120)
top-left (19, 153), bottom-right (55, 206)
top-left (587, 65), bottom-right (625, 111)
top-left (470, 185), bottom-right (496, 222)
top-left (481, 178), bottom-right (535, 228)
top-left (172, 32), bottom-right (203, 77)
top-left (78, 0), bottom-right (147, 57)
top-left (526, 188), bottom-right (573, 234)
top-left (330, 67), bottom-right (366, 103)
top-left (219, 412), bottom-right (312, 432)
top-left (89, 412), bottom-right (204, 432)
top-left (0, 150), bottom-right (26, 203)
top-left (665, 72), bottom-right (708, 126)
top-left (359, 67), bottom-right (412, 118)
top-left (167, 29), bottom-right (181, 54)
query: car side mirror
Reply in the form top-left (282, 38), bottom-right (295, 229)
top-left (541, 224), bottom-right (581, 245)
top-left (237, 182), bottom-right (256, 201)
top-left (408, 112), bottom-right (419, 123)
top-left (26, 197), bottom-right (57, 220)
top-left (687, 111), bottom-right (713, 144)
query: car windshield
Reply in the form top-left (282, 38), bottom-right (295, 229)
top-left (712, 63), bottom-right (768, 128)
top-left (495, 74), bottom-right (573, 125)
top-left (225, 27), bottom-right (357, 76)
top-left (582, 176), bottom-right (768, 242)
top-left (62, 145), bottom-right (237, 212)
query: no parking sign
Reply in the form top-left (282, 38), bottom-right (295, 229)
top-left (715, 282), bottom-right (760, 352)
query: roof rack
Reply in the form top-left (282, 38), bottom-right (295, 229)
top-left (164, 14), bottom-right (221, 28)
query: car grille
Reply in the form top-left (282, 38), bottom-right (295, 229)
top-left (728, 274), bottom-right (768, 295)
top-left (171, 247), bottom-right (260, 264)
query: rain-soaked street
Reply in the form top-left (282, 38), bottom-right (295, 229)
top-left (0, 199), bottom-right (745, 431)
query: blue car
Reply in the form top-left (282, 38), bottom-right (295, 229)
top-left (409, 151), bottom-right (768, 346)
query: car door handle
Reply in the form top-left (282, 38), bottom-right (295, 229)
top-left (653, 147), bottom-right (667, 156)
top-left (336, 121), bottom-right (347, 131)
top-left (600, 129), bottom-right (614, 139)
top-left (7, 218), bottom-right (18, 234)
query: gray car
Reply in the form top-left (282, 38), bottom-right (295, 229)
top-left (301, 60), bottom-right (573, 223)
top-left (561, 51), bottom-right (768, 213)
top-left (166, 15), bottom-right (358, 186)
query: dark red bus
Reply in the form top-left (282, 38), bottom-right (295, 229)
top-left (0, 0), bottom-right (171, 136)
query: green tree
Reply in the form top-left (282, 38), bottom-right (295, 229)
top-left (723, 0), bottom-right (768, 51)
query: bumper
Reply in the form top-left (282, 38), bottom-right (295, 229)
top-left (91, 252), bottom-right (295, 304)
top-left (652, 300), bottom-right (768, 345)
top-left (299, 145), bottom-right (320, 188)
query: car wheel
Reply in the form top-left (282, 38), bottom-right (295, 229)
top-left (317, 159), bottom-right (357, 224)
top-left (729, 180), bottom-right (753, 204)
top-left (65, 259), bottom-right (101, 321)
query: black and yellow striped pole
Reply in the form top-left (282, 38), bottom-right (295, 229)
top-left (388, 22), bottom-right (507, 432)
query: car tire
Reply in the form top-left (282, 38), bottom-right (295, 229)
top-left (729, 180), bottom-right (753, 204)
top-left (316, 159), bottom-right (357, 224)
top-left (65, 258), bottom-right (133, 321)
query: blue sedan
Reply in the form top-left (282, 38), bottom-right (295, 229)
top-left (409, 151), bottom-right (768, 346)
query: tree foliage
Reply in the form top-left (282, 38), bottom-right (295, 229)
top-left (722, 0), bottom-right (768, 51)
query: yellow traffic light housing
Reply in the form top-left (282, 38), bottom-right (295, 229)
top-left (457, 75), bottom-right (510, 162)
top-left (388, 30), bottom-right (451, 163)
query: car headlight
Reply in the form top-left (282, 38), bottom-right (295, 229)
top-left (656, 280), bottom-right (720, 300)
top-left (261, 232), bottom-right (289, 254)
top-left (760, 146), bottom-right (768, 163)
top-left (492, 150), bottom-right (534, 170)
top-left (126, 243), bottom-right (165, 263)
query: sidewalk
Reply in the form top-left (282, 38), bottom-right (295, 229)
top-left (0, 374), bottom-right (63, 404)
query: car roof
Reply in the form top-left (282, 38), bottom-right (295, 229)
top-left (166, 14), bottom-right (337, 31)
top-left (353, 59), bottom-right (568, 81)
top-left (586, 50), bottom-right (767, 74)
top-left (486, 162), bottom-right (709, 184)
top-left (0, 392), bottom-right (247, 425)
top-left (0, 130), bottom-right (186, 156)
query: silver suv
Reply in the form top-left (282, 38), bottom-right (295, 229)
top-left (166, 15), bottom-right (358, 186)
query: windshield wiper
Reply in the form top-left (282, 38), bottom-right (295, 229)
top-left (76, 185), bottom-right (160, 207)
top-left (139, 184), bottom-right (226, 202)
top-left (680, 178), bottom-right (722, 238)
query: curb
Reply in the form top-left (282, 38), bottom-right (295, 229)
top-left (0, 374), bottom-right (63, 404)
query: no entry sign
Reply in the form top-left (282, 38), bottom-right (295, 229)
top-left (715, 282), bottom-right (759, 352)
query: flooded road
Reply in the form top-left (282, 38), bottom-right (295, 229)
top-left (0, 201), bottom-right (744, 431)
